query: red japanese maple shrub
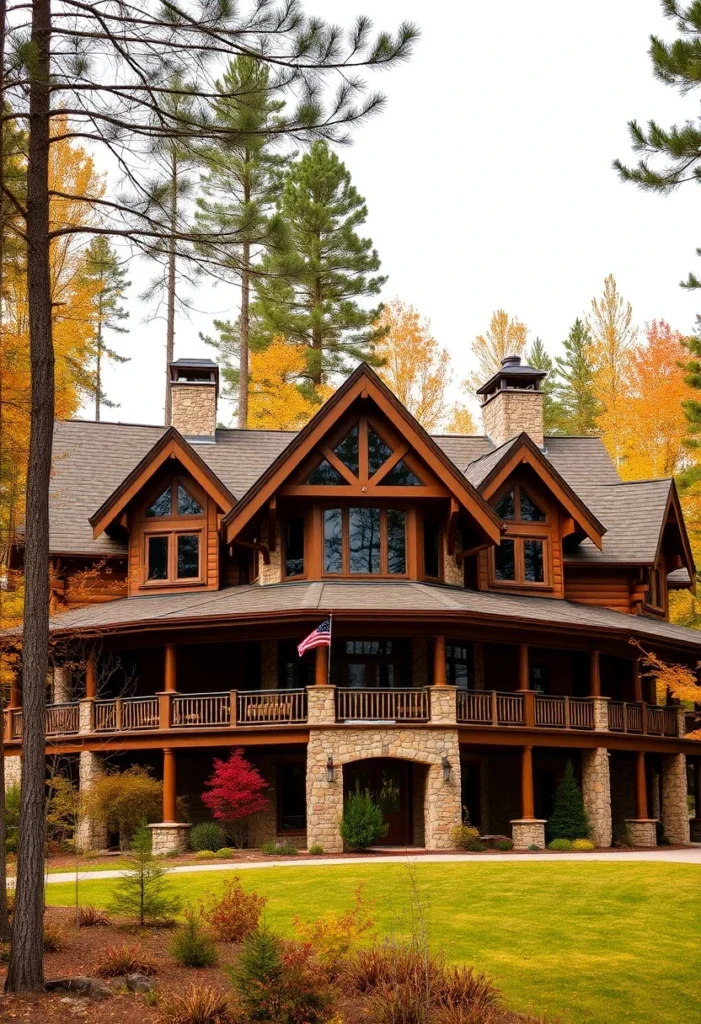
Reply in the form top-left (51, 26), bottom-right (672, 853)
top-left (202, 749), bottom-right (270, 848)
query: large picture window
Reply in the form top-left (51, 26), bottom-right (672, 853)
top-left (322, 507), bottom-right (407, 577)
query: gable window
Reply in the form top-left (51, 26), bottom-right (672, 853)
top-left (489, 483), bottom-right (549, 588)
top-left (140, 475), bottom-right (206, 588)
top-left (322, 507), bottom-right (407, 577)
top-left (146, 532), bottom-right (201, 582)
top-left (644, 567), bottom-right (665, 613)
top-left (299, 417), bottom-right (427, 490)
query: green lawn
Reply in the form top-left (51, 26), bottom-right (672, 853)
top-left (46, 862), bottom-right (699, 1024)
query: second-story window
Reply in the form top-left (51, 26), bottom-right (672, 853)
top-left (141, 477), bottom-right (205, 587)
top-left (490, 484), bottom-right (549, 587)
top-left (322, 507), bottom-right (407, 576)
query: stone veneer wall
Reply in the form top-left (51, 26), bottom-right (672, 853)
top-left (582, 747), bottom-right (612, 847)
top-left (306, 725), bottom-right (462, 852)
top-left (76, 750), bottom-right (108, 852)
top-left (443, 530), bottom-right (463, 587)
top-left (258, 520), bottom-right (282, 585)
top-left (481, 390), bottom-right (544, 447)
top-left (4, 756), bottom-right (21, 790)
top-left (171, 383), bottom-right (216, 437)
top-left (661, 753), bottom-right (690, 844)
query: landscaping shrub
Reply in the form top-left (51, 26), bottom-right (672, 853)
top-left (81, 766), bottom-right (164, 850)
top-left (464, 840), bottom-right (486, 853)
top-left (95, 943), bottom-right (158, 977)
top-left (195, 849), bottom-right (217, 860)
top-left (78, 904), bottom-right (110, 927)
top-left (159, 985), bottom-right (237, 1024)
top-left (189, 821), bottom-right (227, 853)
top-left (294, 884), bottom-right (374, 979)
top-left (449, 825), bottom-right (480, 850)
top-left (435, 964), bottom-right (501, 1019)
top-left (548, 839), bottom-right (572, 851)
top-left (215, 847), bottom-right (235, 858)
top-left (43, 923), bottom-right (66, 952)
top-left (546, 761), bottom-right (590, 841)
top-left (527, 844), bottom-right (540, 851)
top-left (202, 749), bottom-right (270, 850)
top-left (308, 844), bottom-right (324, 855)
top-left (170, 908), bottom-right (219, 968)
top-left (261, 840), bottom-right (299, 856)
top-left (203, 877), bottom-right (266, 942)
top-left (495, 840), bottom-right (514, 851)
top-left (230, 926), bottom-right (331, 1024)
top-left (350, 940), bottom-right (444, 1024)
top-left (340, 790), bottom-right (388, 851)
top-left (571, 839), bottom-right (595, 851)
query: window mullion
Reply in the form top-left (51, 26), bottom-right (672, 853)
top-left (515, 537), bottom-right (525, 583)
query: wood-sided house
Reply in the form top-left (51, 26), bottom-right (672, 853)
top-left (5, 355), bottom-right (701, 852)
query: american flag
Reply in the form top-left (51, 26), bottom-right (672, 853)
top-left (297, 619), bottom-right (332, 657)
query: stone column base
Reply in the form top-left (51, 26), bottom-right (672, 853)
top-left (148, 822), bottom-right (191, 856)
top-left (625, 819), bottom-right (657, 848)
top-left (511, 819), bottom-right (546, 850)
top-left (4, 755), bottom-right (21, 790)
top-left (689, 818), bottom-right (701, 843)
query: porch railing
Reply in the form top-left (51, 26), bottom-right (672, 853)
top-left (535, 695), bottom-right (594, 730)
top-left (336, 687), bottom-right (429, 722)
top-left (46, 703), bottom-right (80, 736)
top-left (608, 701), bottom-right (677, 736)
top-left (237, 689), bottom-right (307, 724)
top-left (457, 691), bottom-right (595, 730)
top-left (173, 693), bottom-right (230, 728)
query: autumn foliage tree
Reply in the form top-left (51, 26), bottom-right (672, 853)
top-left (588, 274), bottom-right (636, 467)
top-left (464, 310), bottom-right (528, 393)
top-left (374, 299), bottom-right (451, 430)
top-left (247, 339), bottom-right (318, 430)
top-left (202, 749), bottom-right (270, 848)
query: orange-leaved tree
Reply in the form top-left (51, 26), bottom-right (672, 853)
top-left (374, 298), bottom-right (452, 430)
top-left (247, 338), bottom-right (318, 430)
top-left (464, 310), bottom-right (527, 394)
top-left (588, 274), bottom-right (636, 467)
top-left (631, 640), bottom-right (700, 739)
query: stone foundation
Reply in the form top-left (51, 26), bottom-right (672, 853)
top-left (149, 822), bottom-right (191, 856)
top-left (661, 753), bottom-right (690, 845)
top-left (306, 726), bottom-right (462, 853)
top-left (582, 747), bottom-right (612, 847)
top-left (4, 756), bottom-right (21, 790)
top-left (510, 819), bottom-right (546, 849)
top-left (690, 818), bottom-right (701, 843)
top-left (625, 819), bottom-right (657, 848)
top-left (76, 750), bottom-right (108, 852)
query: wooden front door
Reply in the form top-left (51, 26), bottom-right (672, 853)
top-left (344, 758), bottom-right (412, 846)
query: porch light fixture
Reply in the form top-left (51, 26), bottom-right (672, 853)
top-left (441, 756), bottom-right (451, 784)
top-left (326, 756), bottom-right (335, 784)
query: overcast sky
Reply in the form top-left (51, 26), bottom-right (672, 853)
top-left (90, 0), bottom-right (701, 429)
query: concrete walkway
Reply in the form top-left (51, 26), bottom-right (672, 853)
top-left (42, 847), bottom-right (701, 885)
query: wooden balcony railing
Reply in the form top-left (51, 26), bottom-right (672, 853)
top-left (608, 701), bottom-right (677, 736)
top-left (535, 695), bottom-right (594, 730)
top-left (458, 691), bottom-right (594, 730)
top-left (172, 693), bottom-right (230, 728)
top-left (336, 688), bottom-right (430, 722)
top-left (497, 692), bottom-right (525, 726)
top-left (46, 703), bottom-right (79, 736)
top-left (237, 690), bottom-right (307, 724)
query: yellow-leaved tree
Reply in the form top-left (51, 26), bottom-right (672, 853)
top-left (444, 403), bottom-right (476, 434)
top-left (247, 338), bottom-right (318, 430)
top-left (588, 274), bottom-right (636, 467)
top-left (464, 310), bottom-right (527, 393)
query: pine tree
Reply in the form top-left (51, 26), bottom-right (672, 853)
top-left (196, 57), bottom-right (289, 428)
top-left (252, 142), bottom-right (386, 398)
top-left (547, 761), bottom-right (590, 841)
top-left (526, 337), bottom-right (564, 435)
top-left (79, 238), bottom-right (130, 420)
top-left (553, 319), bottom-right (600, 435)
top-left (109, 820), bottom-right (182, 926)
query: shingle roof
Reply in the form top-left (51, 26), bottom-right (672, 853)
top-left (564, 480), bottom-right (672, 565)
top-left (45, 580), bottom-right (701, 650)
top-left (464, 437), bottom-right (520, 488)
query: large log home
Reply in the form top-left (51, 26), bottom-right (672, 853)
top-left (5, 355), bottom-right (701, 853)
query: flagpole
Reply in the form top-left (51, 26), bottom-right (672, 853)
top-left (327, 613), bottom-right (333, 686)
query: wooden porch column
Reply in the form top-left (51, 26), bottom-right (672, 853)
top-left (635, 751), bottom-right (648, 820)
top-left (589, 651), bottom-right (601, 697)
top-left (521, 745), bottom-right (535, 819)
top-left (315, 646), bottom-right (328, 686)
top-left (162, 748), bottom-right (177, 823)
top-left (164, 644), bottom-right (177, 692)
top-left (85, 652), bottom-right (97, 701)
top-left (518, 644), bottom-right (529, 691)
top-left (433, 636), bottom-right (447, 687)
top-left (632, 659), bottom-right (643, 703)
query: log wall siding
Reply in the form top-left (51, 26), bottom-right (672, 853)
top-left (564, 568), bottom-right (635, 613)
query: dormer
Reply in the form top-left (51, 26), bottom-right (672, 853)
top-left (477, 355), bottom-right (546, 447)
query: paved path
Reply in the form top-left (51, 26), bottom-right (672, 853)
top-left (42, 847), bottom-right (701, 885)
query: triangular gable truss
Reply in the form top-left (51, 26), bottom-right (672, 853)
top-left (472, 431), bottom-right (606, 550)
top-left (223, 363), bottom-right (502, 547)
top-left (90, 427), bottom-right (235, 539)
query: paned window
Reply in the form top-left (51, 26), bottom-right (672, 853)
top-left (322, 507), bottom-right (407, 577)
top-left (445, 643), bottom-right (471, 688)
top-left (177, 484), bottom-right (203, 515)
top-left (147, 536), bottom-right (169, 580)
top-left (306, 459), bottom-right (346, 485)
top-left (334, 425), bottom-right (359, 474)
top-left (141, 476), bottom-right (206, 587)
top-left (147, 487), bottom-right (172, 518)
top-left (489, 483), bottom-right (549, 587)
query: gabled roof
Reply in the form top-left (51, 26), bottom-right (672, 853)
top-left (222, 363), bottom-right (503, 546)
top-left (90, 427), bottom-right (235, 539)
top-left (465, 432), bottom-right (605, 549)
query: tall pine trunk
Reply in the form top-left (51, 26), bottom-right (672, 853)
top-left (239, 241), bottom-right (250, 429)
top-left (5, 0), bottom-right (52, 993)
top-left (164, 149), bottom-right (177, 426)
top-left (95, 294), bottom-right (102, 421)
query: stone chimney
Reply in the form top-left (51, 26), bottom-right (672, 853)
top-left (476, 355), bottom-right (546, 447)
top-left (169, 358), bottom-right (219, 442)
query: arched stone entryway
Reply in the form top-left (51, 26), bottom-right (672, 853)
top-left (306, 728), bottom-right (462, 853)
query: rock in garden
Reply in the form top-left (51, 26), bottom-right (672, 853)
top-left (46, 977), bottom-right (113, 1000)
top-left (126, 973), bottom-right (156, 993)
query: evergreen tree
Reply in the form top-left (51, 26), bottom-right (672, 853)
top-left (109, 820), bottom-right (181, 926)
top-left (252, 141), bottom-right (386, 397)
top-left (79, 238), bottom-right (130, 421)
top-left (547, 761), bottom-right (590, 841)
top-left (196, 58), bottom-right (289, 427)
top-left (553, 319), bottom-right (600, 435)
top-left (526, 336), bottom-right (564, 435)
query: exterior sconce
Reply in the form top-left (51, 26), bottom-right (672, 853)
top-left (326, 755), bottom-right (335, 784)
top-left (442, 756), bottom-right (451, 784)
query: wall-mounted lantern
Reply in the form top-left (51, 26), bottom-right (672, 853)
top-left (326, 755), bottom-right (335, 784)
top-left (441, 755), bottom-right (451, 784)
